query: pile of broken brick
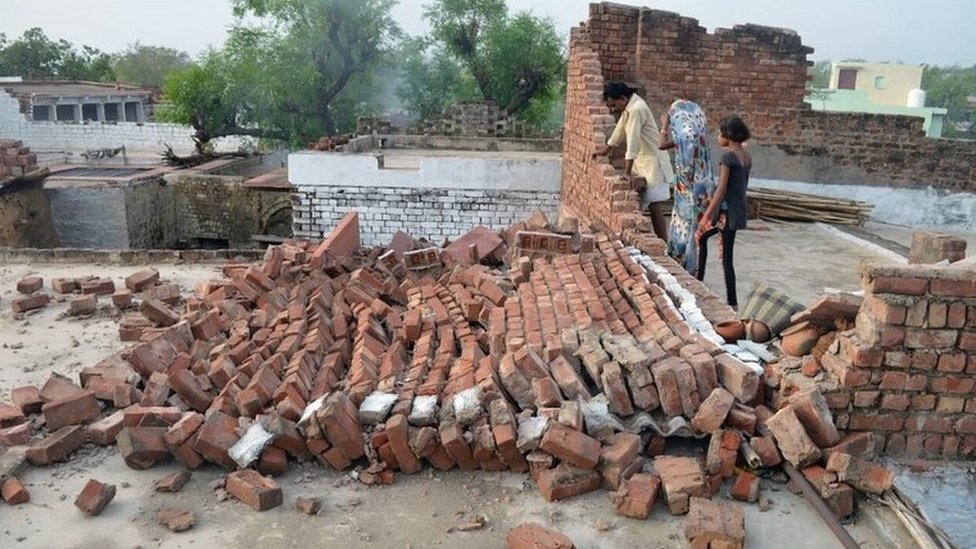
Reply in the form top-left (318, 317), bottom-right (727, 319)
top-left (1, 211), bottom-right (895, 548)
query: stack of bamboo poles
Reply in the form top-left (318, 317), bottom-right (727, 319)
top-left (746, 187), bottom-right (873, 226)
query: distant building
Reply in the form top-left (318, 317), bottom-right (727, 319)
top-left (806, 62), bottom-right (947, 138)
top-left (0, 77), bottom-right (153, 123)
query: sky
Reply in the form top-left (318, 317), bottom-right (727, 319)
top-left (2, 0), bottom-right (975, 66)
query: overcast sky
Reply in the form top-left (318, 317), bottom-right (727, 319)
top-left (3, 0), bottom-right (975, 66)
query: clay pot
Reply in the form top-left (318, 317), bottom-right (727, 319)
top-left (744, 320), bottom-right (772, 343)
top-left (715, 320), bottom-right (745, 343)
top-left (780, 321), bottom-right (820, 357)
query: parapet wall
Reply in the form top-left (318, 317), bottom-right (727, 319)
top-left (562, 2), bottom-right (976, 230)
top-left (810, 263), bottom-right (976, 459)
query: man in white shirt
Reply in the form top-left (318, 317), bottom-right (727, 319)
top-left (594, 82), bottom-right (674, 241)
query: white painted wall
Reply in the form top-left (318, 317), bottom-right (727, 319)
top-left (289, 151), bottom-right (562, 192)
top-left (0, 89), bottom-right (248, 156)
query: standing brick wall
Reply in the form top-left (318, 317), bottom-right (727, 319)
top-left (292, 185), bottom-right (561, 247)
top-left (562, 2), bottom-right (976, 229)
top-left (813, 263), bottom-right (976, 459)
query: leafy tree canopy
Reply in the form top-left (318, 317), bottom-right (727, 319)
top-left (0, 27), bottom-right (114, 81)
top-left (113, 43), bottom-right (191, 89)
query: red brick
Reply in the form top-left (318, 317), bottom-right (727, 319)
top-left (825, 452), bottom-right (893, 495)
top-left (168, 368), bottom-right (212, 413)
top-left (156, 507), bottom-right (196, 532)
top-left (317, 392), bottom-right (365, 461)
top-left (654, 455), bottom-right (709, 515)
top-left (154, 471), bottom-right (191, 493)
top-left (74, 479), bottom-right (116, 516)
top-left (141, 298), bottom-right (180, 327)
top-left (226, 469), bottom-right (283, 511)
top-left (881, 393), bottom-right (911, 411)
top-left (599, 432), bottom-right (641, 490)
top-left (684, 496), bottom-right (745, 548)
top-left (440, 421), bottom-right (478, 471)
top-left (52, 278), bottom-right (80, 293)
top-left (26, 425), bottom-right (86, 465)
top-left (956, 417), bottom-right (976, 435)
top-left (713, 355), bottom-right (760, 403)
top-left (931, 375), bottom-right (975, 395)
top-left (867, 275), bottom-right (927, 296)
top-left (0, 422), bottom-right (31, 445)
top-left (1, 477), bottom-right (30, 504)
top-left (946, 302), bottom-right (967, 329)
top-left (123, 405), bottom-right (182, 427)
top-left (81, 278), bottom-right (115, 296)
top-left (295, 496), bottom-right (322, 516)
top-left (125, 268), bottom-right (160, 292)
top-left (164, 412), bottom-right (205, 448)
top-left (11, 293), bottom-right (50, 313)
top-left (386, 413), bottom-right (422, 474)
top-left (930, 278), bottom-right (976, 298)
top-left (112, 289), bottom-right (133, 308)
top-left (706, 429), bottom-right (740, 478)
top-left (257, 446), bottom-right (289, 477)
top-left (748, 435), bottom-right (781, 468)
top-left (193, 411), bottom-right (240, 469)
top-left (506, 523), bottom-right (575, 549)
top-left (613, 473), bottom-right (660, 519)
top-left (539, 422), bottom-right (601, 470)
top-left (117, 427), bottom-right (170, 469)
top-left (69, 294), bottom-right (98, 316)
top-left (535, 462), bottom-right (601, 502)
top-left (862, 295), bottom-right (906, 325)
top-left (788, 389), bottom-right (840, 447)
top-left (42, 390), bottom-right (100, 430)
top-left (801, 466), bottom-right (855, 518)
top-left (960, 331), bottom-right (976, 352)
top-left (310, 212), bottom-right (360, 269)
top-left (765, 406), bottom-right (821, 468)
top-left (730, 471), bottom-right (760, 502)
top-left (938, 352), bottom-right (968, 373)
top-left (690, 387), bottom-right (734, 434)
top-left (86, 409), bottom-right (126, 445)
top-left (190, 309), bottom-right (222, 340)
top-left (16, 276), bottom-right (43, 294)
top-left (11, 385), bottom-right (42, 414)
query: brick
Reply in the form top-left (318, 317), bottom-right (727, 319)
top-left (714, 355), bottom-right (760, 403)
top-left (1, 476), bottom-right (30, 504)
top-left (386, 413), bottom-right (422, 474)
top-left (0, 403), bottom-right (26, 428)
top-left (154, 471), bottom-right (192, 493)
top-left (317, 392), bottom-right (365, 461)
top-left (74, 479), bottom-right (116, 516)
top-left (539, 422), bottom-right (601, 469)
top-left (654, 455), bottom-right (709, 515)
top-left (117, 427), bottom-right (170, 469)
top-left (706, 429), bottom-right (740, 478)
top-left (535, 462), bottom-right (601, 502)
top-left (16, 276), bottom-right (43, 294)
top-left (11, 385), bottom-right (43, 414)
top-left (802, 466), bottom-right (855, 518)
top-left (295, 496), bottom-right (322, 516)
top-left (730, 471), bottom-right (760, 502)
top-left (684, 497), bottom-right (745, 549)
top-left (191, 309), bottom-right (222, 340)
top-left (824, 432), bottom-right (876, 460)
top-left (0, 422), bottom-right (31, 446)
top-left (226, 469), bottom-right (283, 511)
top-left (825, 452), bottom-right (893, 495)
top-left (598, 432), bottom-right (641, 490)
top-left (257, 446), bottom-right (289, 477)
top-left (86, 410), bottom-right (126, 445)
top-left (26, 425), bottom-right (86, 465)
top-left (112, 289), bottom-right (133, 308)
top-left (690, 387), bottom-right (734, 434)
top-left (748, 435), bottom-right (781, 468)
top-left (11, 293), bottom-right (50, 313)
top-left (42, 390), bottom-right (100, 431)
top-left (310, 211), bottom-right (361, 268)
top-left (788, 389), bottom-right (840, 447)
top-left (930, 278), bottom-right (976, 298)
top-left (506, 523), bottom-right (575, 549)
top-left (141, 298), bottom-right (180, 327)
top-left (193, 411), bottom-right (240, 469)
top-left (52, 278), bottom-right (80, 293)
top-left (81, 278), bottom-right (115, 296)
top-left (156, 507), bottom-right (196, 532)
top-left (126, 268), bottom-right (160, 292)
top-left (69, 294), bottom-right (98, 316)
top-left (765, 406), bottom-right (821, 468)
top-left (612, 473), bottom-right (660, 519)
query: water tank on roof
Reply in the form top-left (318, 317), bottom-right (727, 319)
top-left (907, 88), bottom-right (926, 108)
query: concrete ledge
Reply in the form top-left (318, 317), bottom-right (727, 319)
top-left (0, 247), bottom-right (265, 265)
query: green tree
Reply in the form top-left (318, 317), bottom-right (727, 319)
top-left (395, 38), bottom-right (478, 121)
top-left (922, 64), bottom-right (976, 139)
top-left (425, 0), bottom-right (565, 119)
top-left (113, 43), bottom-right (191, 89)
top-left (0, 28), bottom-right (114, 81)
top-left (161, 0), bottom-right (401, 150)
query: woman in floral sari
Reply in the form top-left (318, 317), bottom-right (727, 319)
top-left (658, 100), bottom-right (716, 274)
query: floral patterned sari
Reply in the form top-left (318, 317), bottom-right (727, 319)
top-left (665, 100), bottom-right (715, 274)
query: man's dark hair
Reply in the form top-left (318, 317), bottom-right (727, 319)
top-left (719, 115), bottom-right (751, 143)
top-left (603, 82), bottom-right (634, 101)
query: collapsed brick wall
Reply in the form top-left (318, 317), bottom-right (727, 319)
top-left (807, 264), bottom-right (976, 459)
top-left (561, 2), bottom-right (976, 228)
top-left (0, 139), bottom-right (39, 180)
top-left (292, 185), bottom-right (560, 246)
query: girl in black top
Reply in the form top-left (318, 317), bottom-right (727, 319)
top-left (695, 116), bottom-right (751, 308)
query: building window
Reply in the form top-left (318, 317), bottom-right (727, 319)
top-left (82, 103), bottom-right (99, 122)
top-left (124, 101), bottom-right (140, 122)
top-left (837, 69), bottom-right (858, 90)
top-left (104, 103), bottom-right (120, 122)
top-left (55, 104), bottom-right (77, 122)
top-left (32, 105), bottom-right (51, 121)
top-left (874, 75), bottom-right (886, 89)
